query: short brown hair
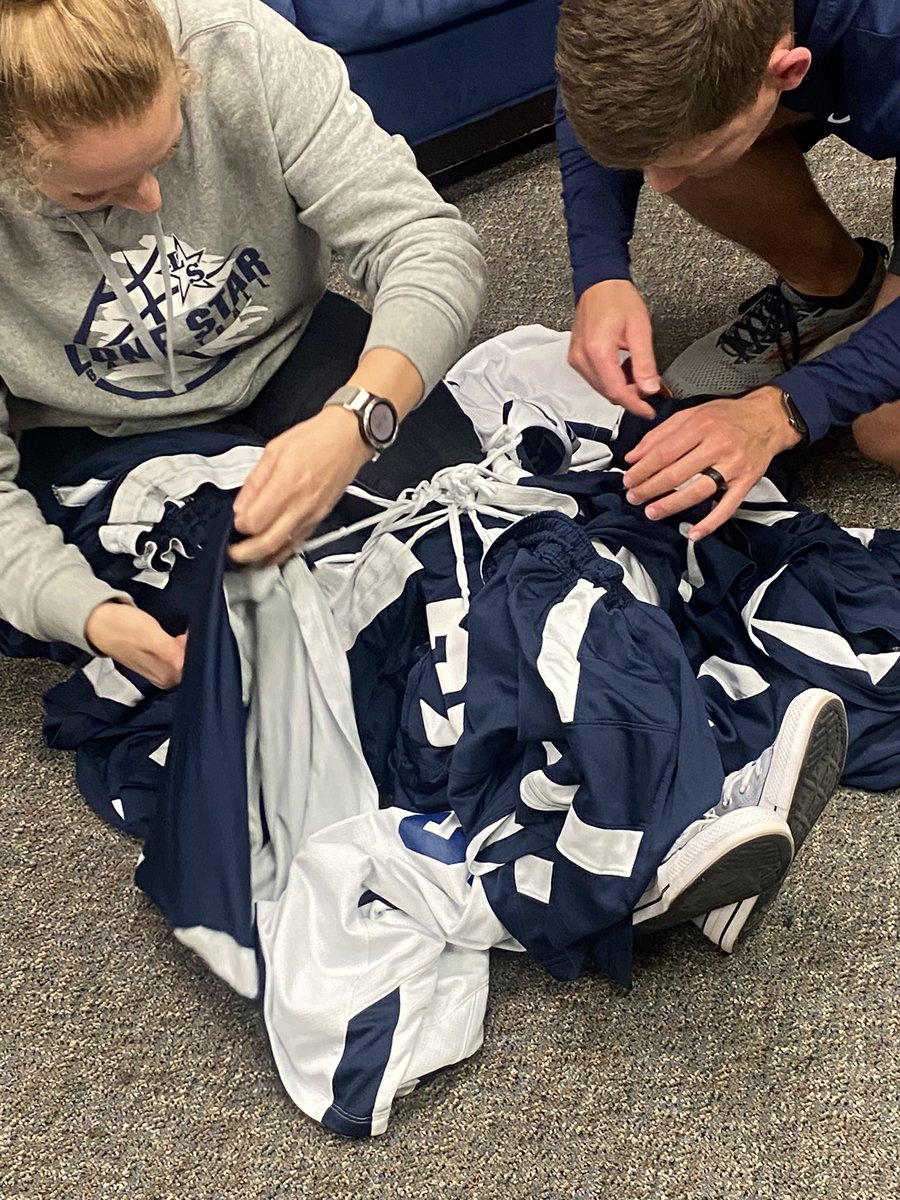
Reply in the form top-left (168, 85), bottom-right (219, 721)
top-left (0, 0), bottom-right (193, 179)
top-left (557, 0), bottom-right (794, 169)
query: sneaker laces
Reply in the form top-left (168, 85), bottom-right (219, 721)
top-left (661, 745), bottom-right (774, 863)
top-left (717, 282), bottom-right (805, 368)
top-left (717, 745), bottom-right (773, 812)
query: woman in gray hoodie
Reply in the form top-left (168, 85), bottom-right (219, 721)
top-left (0, 0), bottom-right (485, 688)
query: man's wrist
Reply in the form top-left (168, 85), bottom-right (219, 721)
top-left (755, 385), bottom-right (805, 452)
top-left (779, 387), bottom-right (810, 447)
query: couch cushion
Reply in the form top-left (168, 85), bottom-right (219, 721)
top-left (293, 0), bottom-right (515, 55)
top-left (343, 0), bottom-right (557, 145)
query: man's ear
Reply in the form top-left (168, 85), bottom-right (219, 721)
top-left (768, 41), bottom-right (812, 93)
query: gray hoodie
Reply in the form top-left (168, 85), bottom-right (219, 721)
top-left (0, 0), bottom-right (485, 651)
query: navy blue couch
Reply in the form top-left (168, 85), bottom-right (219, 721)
top-left (262, 0), bottom-right (558, 174)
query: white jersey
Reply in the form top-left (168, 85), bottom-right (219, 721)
top-left (257, 807), bottom-right (520, 1138)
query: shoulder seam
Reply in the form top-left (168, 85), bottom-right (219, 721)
top-left (180, 15), bottom-right (260, 52)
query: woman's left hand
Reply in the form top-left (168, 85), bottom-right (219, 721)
top-left (229, 407), bottom-right (371, 566)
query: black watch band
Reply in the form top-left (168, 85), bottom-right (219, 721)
top-left (780, 388), bottom-right (810, 447)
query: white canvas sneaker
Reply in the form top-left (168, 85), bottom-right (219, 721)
top-left (633, 791), bottom-right (794, 933)
top-left (693, 689), bottom-right (848, 953)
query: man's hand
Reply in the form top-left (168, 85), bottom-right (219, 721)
top-left (85, 602), bottom-right (187, 690)
top-left (229, 406), bottom-right (371, 567)
top-left (621, 386), bottom-right (803, 540)
top-left (569, 279), bottom-right (660, 417)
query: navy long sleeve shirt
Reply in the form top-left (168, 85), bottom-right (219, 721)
top-left (559, 0), bottom-right (900, 438)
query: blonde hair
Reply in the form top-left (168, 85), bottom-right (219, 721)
top-left (0, 0), bottom-right (194, 178)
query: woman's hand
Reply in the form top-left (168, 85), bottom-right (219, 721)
top-left (85, 602), bottom-right (187, 690)
top-left (229, 407), bottom-right (371, 567)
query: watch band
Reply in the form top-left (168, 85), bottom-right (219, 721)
top-left (325, 384), bottom-right (368, 411)
top-left (780, 388), bottom-right (810, 447)
top-left (324, 385), bottom-right (399, 456)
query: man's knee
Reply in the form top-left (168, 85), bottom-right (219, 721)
top-left (853, 402), bottom-right (900, 470)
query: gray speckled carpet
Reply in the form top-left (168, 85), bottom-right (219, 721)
top-left (2, 139), bottom-right (899, 1200)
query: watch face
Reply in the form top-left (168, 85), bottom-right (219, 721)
top-left (367, 399), bottom-right (397, 446)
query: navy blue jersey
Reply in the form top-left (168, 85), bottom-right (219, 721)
top-left (7, 393), bottom-right (900, 1134)
top-left (318, 485), bottom-right (724, 984)
top-left (507, 463), bottom-right (900, 791)
top-left (3, 426), bottom-right (263, 838)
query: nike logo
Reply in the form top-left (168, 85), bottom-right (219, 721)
top-left (828, 112), bottom-right (851, 124)
top-left (763, 327), bottom-right (843, 364)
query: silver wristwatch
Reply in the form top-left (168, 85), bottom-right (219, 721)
top-left (325, 385), bottom-right (399, 457)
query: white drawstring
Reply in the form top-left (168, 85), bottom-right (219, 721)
top-left (302, 436), bottom-right (522, 556)
top-left (154, 213), bottom-right (187, 395)
top-left (306, 436), bottom-right (581, 630)
top-left (66, 213), bottom-right (187, 395)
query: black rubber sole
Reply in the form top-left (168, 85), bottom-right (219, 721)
top-left (640, 833), bottom-right (793, 933)
top-left (737, 696), bottom-right (848, 942)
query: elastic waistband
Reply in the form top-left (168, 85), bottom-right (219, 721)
top-left (482, 511), bottom-right (628, 603)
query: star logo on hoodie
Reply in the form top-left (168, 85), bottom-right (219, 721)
top-left (66, 232), bottom-right (273, 399)
top-left (166, 237), bottom-right (220, 304)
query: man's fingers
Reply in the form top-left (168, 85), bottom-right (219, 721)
top-left (625, 320), bottom-right (661, 396)
top-left (638, 474), bottom-right (720, 521)
top-left (688, 484), bottom-right (748, 541)
top-left (593, 345), bottom-right (657, 415)
top-left (626, 447), bottom-right (727, 505)
top-left (623, 430), bottom-right (712, 491)
top-left (571, 341), bottom-right (626, 401)
top-left (572, 344), bottom-right (657, 417)
top-left (624, 410), bottom-right (705, 464)
top-left (617, 389), bottom-right (658, 419)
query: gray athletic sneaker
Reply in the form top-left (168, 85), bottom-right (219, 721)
top-left (693, 689), bottom-right (848, 954)
top-left (663, 238), bottom-right (888, 398)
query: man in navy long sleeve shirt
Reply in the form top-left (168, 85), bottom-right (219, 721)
top-left (557, 0), bottom-right (900, 539)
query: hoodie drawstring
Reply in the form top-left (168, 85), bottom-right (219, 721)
top-left (66, 213), bottom-right (188, 395)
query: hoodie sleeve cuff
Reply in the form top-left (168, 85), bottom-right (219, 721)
top-left (33, 565), bottom-right (134, 652)
top-left (362, 292), bottom-right (473, 400)
top-left (770, 368), bottom-right (833, 444)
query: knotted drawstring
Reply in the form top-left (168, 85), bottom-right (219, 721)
top-left (306, 437), bottom-right (580, 620)
top-left (303, 439), bottom-right (521, 556)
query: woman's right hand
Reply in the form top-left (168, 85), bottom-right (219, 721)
top-left (84, 601), bottom-right (186, 690)
top-left (568, 279), bottom-right (660, 417)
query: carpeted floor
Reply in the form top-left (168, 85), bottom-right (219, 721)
top-left (2, 138), bottom-right (899, 1200)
